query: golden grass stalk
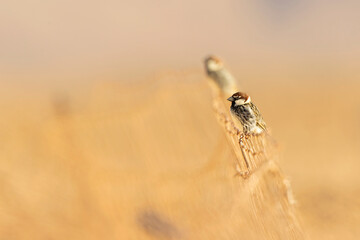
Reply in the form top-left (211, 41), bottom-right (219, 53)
top-left (206, 59), bottom-right (307, 239)
top-left (211, 91), bottom-right (276, 177)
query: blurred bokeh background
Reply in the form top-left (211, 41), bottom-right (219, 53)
top-left (1, 0), bottom-right (360, 239)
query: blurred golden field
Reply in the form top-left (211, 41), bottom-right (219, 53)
top-left (0, 71), bottom-right (359, 239)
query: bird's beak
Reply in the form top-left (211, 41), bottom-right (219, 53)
top-left (227, 96), bottom-right (234, 102)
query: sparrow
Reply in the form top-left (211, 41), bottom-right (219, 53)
top-left (204, 55), bottom-right (237, 96)
top-left (227, 92), bottom-right (267, 134)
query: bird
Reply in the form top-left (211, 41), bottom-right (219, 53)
top-left (204, 55), bottom-right (237, 96)
top-left (227, 92), bottom-right (267, 135)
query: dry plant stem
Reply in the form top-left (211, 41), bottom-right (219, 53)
top-left (249, 137), bottom-right (262, 165)
top-left (211, 90), bottom-right (280, 178)
top-left (212, 95), bottom-right (275, 177)
top-left (212, 97), bottom-right (250, 176)
top-left (239, 134), bottom-right (253, 171)
top-left (245, 135), bottom-right (260, 168)
top-left (206, 75), bottom-right (306, 239)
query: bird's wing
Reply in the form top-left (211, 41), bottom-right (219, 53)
top-left (251, 102), bottom-right (267, 131)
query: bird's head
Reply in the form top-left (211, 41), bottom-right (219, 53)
top-left (204, 55), bottom-right (223, 72)
top-left (227, 92), bottom-right (251, 105)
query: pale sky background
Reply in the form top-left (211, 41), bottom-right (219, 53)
top-left (1, 0), bottom-right (360, 85)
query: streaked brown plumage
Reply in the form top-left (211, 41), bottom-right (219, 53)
top-left (227, 92), bottom-right (267, 134)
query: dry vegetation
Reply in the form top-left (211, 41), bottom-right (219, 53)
top-left (207, 67), bottom-right (305, 239)
top-left (0, 71), bottom-right (359, 239)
